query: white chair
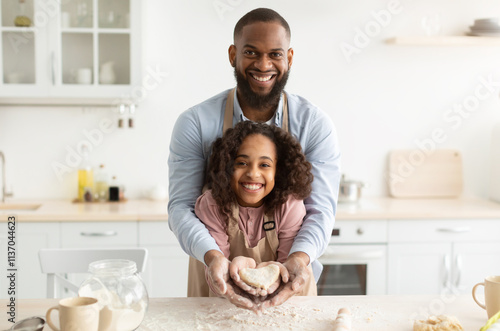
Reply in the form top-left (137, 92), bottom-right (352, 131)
top-left (39, 248), bottom-right (148, 298)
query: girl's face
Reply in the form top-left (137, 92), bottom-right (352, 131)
top-left (231, 133), bottom-right (277, 207)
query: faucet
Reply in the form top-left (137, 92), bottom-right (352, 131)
top-left (0, 151), bottom-right (13, 203)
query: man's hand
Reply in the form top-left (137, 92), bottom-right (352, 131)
top-left (258, 252), bottom-right (311, 310)
top-left (253, 261), bottom-right (289, 296)
top-left (204, 250), bottom-right (258, 310)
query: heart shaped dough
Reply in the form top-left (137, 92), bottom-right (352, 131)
top-left (239, 264), bottom-right (280, 290)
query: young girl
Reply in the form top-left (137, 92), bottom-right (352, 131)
top-left (191, 120), bottom-right (315, 298)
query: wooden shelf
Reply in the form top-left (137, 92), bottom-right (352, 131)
top-left (386, 35), bottom-right (500, 46)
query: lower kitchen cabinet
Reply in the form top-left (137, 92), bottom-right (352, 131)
top-left (0, 222), bottom-right (60, 299)
top-left (387, 219), bottom-right (500, 295)
top-left (388, 242), bottom-right (451, 294)
top-left (139, 222), bottom-right (189, 297)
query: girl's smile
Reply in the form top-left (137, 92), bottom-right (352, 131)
top-left (231, 133), bottom-right (277, 207)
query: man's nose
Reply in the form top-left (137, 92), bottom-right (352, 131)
top-left (254, 55), bottom-right (273, 71)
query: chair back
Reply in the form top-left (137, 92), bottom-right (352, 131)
top-left (39, 247), bottom-right (148, 298)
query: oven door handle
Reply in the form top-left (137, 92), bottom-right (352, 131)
top-left (319, 249), bottom-right (385, 261)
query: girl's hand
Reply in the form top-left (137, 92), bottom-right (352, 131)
top-left (254, 261), bottom-right (289, 296)
top-left (229, 256), bottom-right (258, 295)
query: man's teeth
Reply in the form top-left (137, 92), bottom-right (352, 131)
top-left (252, 74), bottom-right (272, 82)
top-left (243, 183), bottom-right (262, 190)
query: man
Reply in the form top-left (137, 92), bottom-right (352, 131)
top-left (168, 8), bottom-right (341, 311)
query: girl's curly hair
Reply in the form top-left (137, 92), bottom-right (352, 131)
top-left (207, 121), bottom-right (313, 218)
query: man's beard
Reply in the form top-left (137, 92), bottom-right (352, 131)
top-left (234, 67), bottom-right (290, 110)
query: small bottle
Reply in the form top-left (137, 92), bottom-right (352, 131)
top-left (109, 176), bottom-right (120, 201)
top-left (77, 146), bottom-right (93, 202)
top-left (94, 164), bottom-right (109, 202)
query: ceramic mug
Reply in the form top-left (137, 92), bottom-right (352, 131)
top-left (76, 68), bottom-right (92, 84)
top-left (472, 275), bottom-right (500, 319)
top-left (46, 297), bottom-right (99, 331)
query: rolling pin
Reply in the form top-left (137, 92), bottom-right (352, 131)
top-left (333, 307), bottom-right (352, 331)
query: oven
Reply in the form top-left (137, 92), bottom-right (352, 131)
top-left (317, 219), bottom-right (387, 295)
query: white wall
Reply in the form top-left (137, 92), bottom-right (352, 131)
top-left (1, 0), bottom-right (500, 200)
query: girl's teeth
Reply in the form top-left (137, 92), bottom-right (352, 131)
top-left (243, 184), bottom-right (262, 190)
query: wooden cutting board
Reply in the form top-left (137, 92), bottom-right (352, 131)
top-left (388, 149), bottom-right (463, 198)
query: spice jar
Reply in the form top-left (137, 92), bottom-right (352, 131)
top-left (78, 259), bottom-right (148, 331)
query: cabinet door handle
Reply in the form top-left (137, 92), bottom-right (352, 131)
top-left (80, 231), bottom-right (117, 237)
top-left (455, 254), bottom-right (462, 288)
top-left (437, 227), bottom-right (471, 233)
top-left (443, 255), bottom-right (451, 288)
top-left (51, 52), bottom-right (56, 85)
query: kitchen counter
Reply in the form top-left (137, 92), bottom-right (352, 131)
top-left (337, 196), bottom-right (500, 220)
top-left (2, 196), bottom-right (500, 222)
top-left (1, 295), bottom-right (488, 330)
top-left (0, 199), bottom-right (169, 222)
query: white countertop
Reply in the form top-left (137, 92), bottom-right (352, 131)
top-left (0, 199), bottom-right (169, 222)
top-left (1, 295), bottom-right (489, 330)
top-left (337, 196), bottom-right (500, 220)
top-left (2, 196), bottom-right (500, 222)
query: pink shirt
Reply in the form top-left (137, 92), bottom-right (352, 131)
top-left (194, 190), bottom-right (306, 263)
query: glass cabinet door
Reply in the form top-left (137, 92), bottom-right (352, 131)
top-left (59, 0), bottom-right (130, 86)
top-left (1, 0), bottom-right (36, 85)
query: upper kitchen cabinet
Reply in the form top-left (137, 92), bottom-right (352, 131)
top-left (0, 0), bottom-right (141, 104)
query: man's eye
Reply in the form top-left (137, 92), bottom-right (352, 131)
top-left (244, 50), bottom-right (256, 56)
top-left (271, 52), bottom-right (283, 58)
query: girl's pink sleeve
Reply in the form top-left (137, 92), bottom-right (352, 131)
top-left (276, 197), bottom-right (306, 263)
top-left (194, 191), bottom-right (230, 258)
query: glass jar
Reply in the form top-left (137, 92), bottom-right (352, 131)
top-left (78, 259), bottom-right (148, 331)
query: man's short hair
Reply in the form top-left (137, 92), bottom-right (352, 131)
top-left (233, 8), bottom-right (291, 42)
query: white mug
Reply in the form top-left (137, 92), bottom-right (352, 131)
top-left (46, 297), bottom-right (99, 331)
top-left (76, 68), bottom-right (92, 84)
top-left (61, 12), bottom-right (71, 28)
top-left (472, 275), bottom-right (500, 319)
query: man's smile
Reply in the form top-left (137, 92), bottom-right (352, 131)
top-left (250, 73), bottom-right (275, 82)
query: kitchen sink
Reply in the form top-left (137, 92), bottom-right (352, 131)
top-left (0, 203), bottom-right (41, 211)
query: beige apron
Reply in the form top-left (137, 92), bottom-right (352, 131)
top-left (187, 88), bottom-right (316, 297)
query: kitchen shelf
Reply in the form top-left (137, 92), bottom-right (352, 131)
top-left (386, 35), bottom-right (500, 46)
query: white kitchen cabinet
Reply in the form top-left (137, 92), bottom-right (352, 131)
top-left (139, 222), bottom-right (189, 298)
top-left (387, 219), bottom-right (500, 295)
top-left (60, 221), bottom-right (137, 248)
top-left (58, 221), bottom-right (138, 298)
top-left (0, 222), bottom-right (60, 299)
top-left (0, 0), bottom-right (141, 103)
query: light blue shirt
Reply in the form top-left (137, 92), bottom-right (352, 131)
top-left (168, 88), bottom-right (341, 280)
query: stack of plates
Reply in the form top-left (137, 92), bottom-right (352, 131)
top-left (468, 18), bottom-right (500, 37)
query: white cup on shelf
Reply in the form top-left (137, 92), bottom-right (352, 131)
top-left (76, 68), bottom-right (92, 84)
top-left (61, 12), bottom-right (71, 28)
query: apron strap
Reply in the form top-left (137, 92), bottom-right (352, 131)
top-left (263, 214), bottom-right (279, 255)
top-left (227, 205), bottom-right (279, 259)
top-left (223, 88), bottom-right (289, 133)
top-left (282, 92), bottom-right (288, 132)
top-left (223, 88), bottom-right (235, 134)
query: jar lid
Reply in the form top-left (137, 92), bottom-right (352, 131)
top-left (88, 259), bottom-right (137, 276)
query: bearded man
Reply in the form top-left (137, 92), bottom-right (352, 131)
top-left (168, 7), bottom-right (341, 311)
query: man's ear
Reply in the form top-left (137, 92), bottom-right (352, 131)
top-left (287, 47), bottom-right (294, 69)
top-left (228, 45), bottom-right (236, 67)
